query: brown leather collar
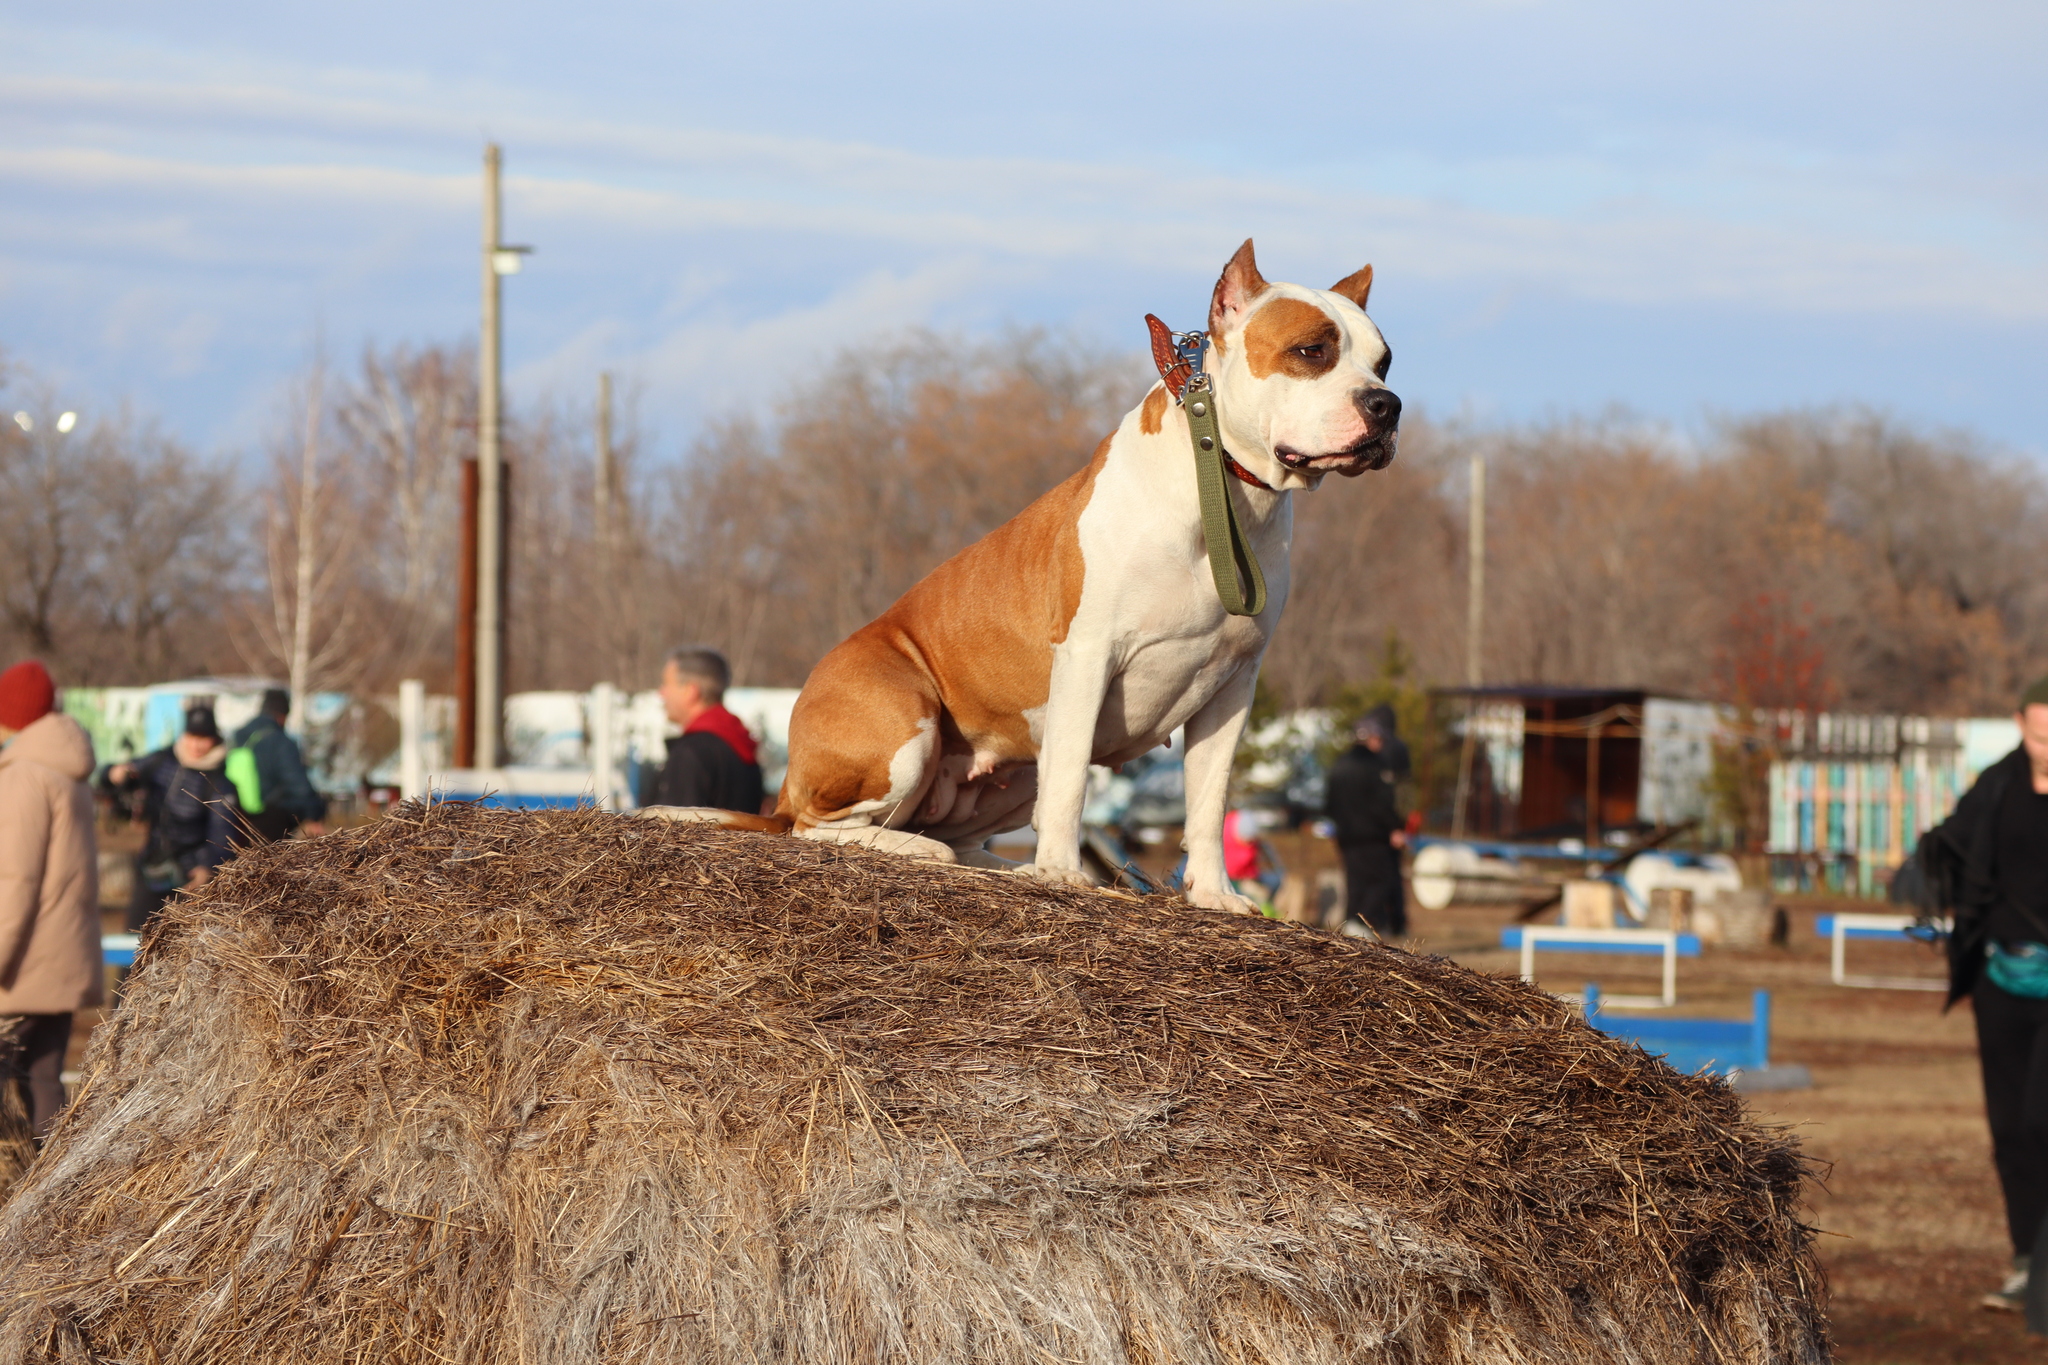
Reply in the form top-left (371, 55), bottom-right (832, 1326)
top-left (1145, 312), bottom-right (1273, 492)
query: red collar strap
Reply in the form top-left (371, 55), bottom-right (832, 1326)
top-left (1223, 453), bottom-right (1271, 490)
top-left (1144, 313), bottom-right (1274, 492)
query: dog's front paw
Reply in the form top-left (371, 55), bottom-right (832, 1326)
top-left (1185, 886), bottom-right (1263, 917)
top-left (1017, 862), bottom-right (1094, 889)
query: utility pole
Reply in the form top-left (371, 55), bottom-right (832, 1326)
top-left (594, 372), bottom-right (614, 580)
top-left (1452, 454), bottom-right (1486, 836)
top-left (467, 143), bottom-right (529, 770)
top-left (1466, 455), bottom-right (1485, 688)
top-left (593, 371), bottom-right (618, 684)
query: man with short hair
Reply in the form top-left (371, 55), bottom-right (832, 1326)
top-left (1921, 676), bottom-right (2048, 1313)
top-left (228, 688), bottom-right (327, 844)
top-left (0, 659), bottom-right (102, 1139)
top-left (640, 648), bottom-right (765, 815)
top-left (1324, 714), bottom-right (1410, 939)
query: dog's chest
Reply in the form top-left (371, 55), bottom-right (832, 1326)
top-left (1067, 535), bottom-right (1277, 752)
top-left (1108, 614), bottom-right (1264, 727)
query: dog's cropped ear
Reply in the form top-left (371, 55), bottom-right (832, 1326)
top-left (1208, 239), bottom-right (1268, 339)
top-left (1330, 264), bottom-right (1374, 310)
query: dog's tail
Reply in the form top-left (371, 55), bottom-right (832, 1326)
top-left (637, 806), bottom-right (794, 834)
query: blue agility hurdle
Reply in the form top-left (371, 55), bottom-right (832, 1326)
top-left (1583, 986), bottom-right (1808, 1090)
top-left (1584, 984), bottom-right (1769, 1076)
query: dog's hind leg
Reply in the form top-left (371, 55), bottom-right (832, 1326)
top-left (795, 824), bottom-right (958, 861)
top-left (777, 627), bottom-right (949, 854)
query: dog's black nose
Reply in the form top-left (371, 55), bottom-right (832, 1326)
top-left (1357, 387), bottom-right (1402, 428)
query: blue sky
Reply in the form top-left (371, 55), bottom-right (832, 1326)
top-left (3, 0), bottom-right (2044, 456)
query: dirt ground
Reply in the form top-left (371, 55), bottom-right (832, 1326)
top-left (68, 823), bottom-right (2046, 1360)
top-left (1407, 890), bottom-right (2038, 1362)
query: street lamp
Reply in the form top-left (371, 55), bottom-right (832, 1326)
top-left (10, 411), bottom-right (78, 434)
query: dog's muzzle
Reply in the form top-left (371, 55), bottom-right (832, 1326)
top-left (1275, 387), bottom-right (1402, 477)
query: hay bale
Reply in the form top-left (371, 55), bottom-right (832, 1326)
top-left (0, 805), bottom-right (1827, 1364)
top-left (0, 1086), bottom-right (33, 1195)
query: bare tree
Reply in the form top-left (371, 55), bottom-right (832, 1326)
top-left (333, 343), bottom-right (475, 689)
top-left (79, 415), bottom-right (241, 682)
top-left (234, 365), bottom-right (369, 696)
top-left (646, 331), bottom-right (1144, 688)
top-left (0, 391), bottom-right (89, 657)
top-left (10, 327), bottom-right (2045, 730)
top-left (0, 378), bottom-right (238, 683)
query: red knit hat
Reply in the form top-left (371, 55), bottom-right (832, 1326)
top-left (0, 660), bottom-right (56, 731)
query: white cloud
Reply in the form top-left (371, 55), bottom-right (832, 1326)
top-left (4, 108), bottom-right (2043, 325)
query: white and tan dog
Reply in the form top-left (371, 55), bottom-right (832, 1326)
top-left (678, 240), bottom-right (1399, 914)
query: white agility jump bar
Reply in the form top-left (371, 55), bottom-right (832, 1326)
top-left (1821, 912), bottom-right (1948, 991)
top-left (1516, 926), bottom-right (1684, 1009)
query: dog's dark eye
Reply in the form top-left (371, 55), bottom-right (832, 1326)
top-left (1294, 344), bottom-right (1326, 361)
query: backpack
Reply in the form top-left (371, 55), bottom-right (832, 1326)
top-left (225, 743), bottom-right (265, 814)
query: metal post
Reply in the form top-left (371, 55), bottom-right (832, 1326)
top-left (594, 372), bottom-right (615, 682)
top-left (455, 457), bottom-right (479, 768)
top-left (476, 144), bottom-right (506, 770)
top-left (589, 682), bottom-right (617, 809)
top-left (399, 680), bottom-right (426, 802)
top-left (1587, 719), bottom-right (1603, 847)
top-left (1751, 989), bottom-right (1770, 1071)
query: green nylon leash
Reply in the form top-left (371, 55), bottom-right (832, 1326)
top-left (1145, 315), bottom-right (1269, 617)
top-left (1177, 367), bottom-right (1267, 618)
top-left (1182, 382), bottom-right (1267, 616)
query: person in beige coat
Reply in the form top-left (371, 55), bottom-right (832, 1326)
top-left (0, 659), bottom-right (102, 1138)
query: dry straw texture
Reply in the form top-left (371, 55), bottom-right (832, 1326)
top-left (0, 805), bottom-right (1827, 1364)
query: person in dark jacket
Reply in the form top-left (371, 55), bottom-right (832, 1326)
top-left (1364, 703), bottom-right (1413, 783)
top-left (639, 648), bottom-right (764, 815)
top-left (1917, 675), bottom-right (2048, 1314)
top-left (103, 705), bottom-right (241, 932)
top-left (228, 689), bottom-right (328, 844)
top-left (1323, 714), bottom-right (1409, 938)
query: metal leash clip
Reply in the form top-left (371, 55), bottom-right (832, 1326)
top-left (1172, 330), bottom-right (1211, 401)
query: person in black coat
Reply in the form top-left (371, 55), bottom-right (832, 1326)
top-left (1323, 714), bottom-right (1409, 938)
top-left (639, 647), bottom-right (765, 815)
top-left (227, 689), bottom-right (328, 844)
top-left (102, 705), bottom-right (241, 932)
top-left (1365, 702), bottom-right (1412, 782)
top-left (1916, 675), bottom-right (2048, 1314)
